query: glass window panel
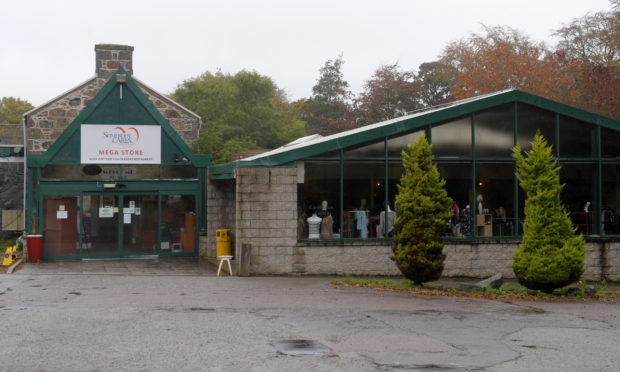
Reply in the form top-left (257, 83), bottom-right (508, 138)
top-left (98, 165), bottom-right (149, 180)
top-left (437, 162), bottom-right (472, 236)
top-left (42, 165), bottom-right (79, 179)
top-left (475, 104), bottom-right (515, 158)
top-left (98, 165), bottom-right (122, 179)
top-left (476, 162), bottom-right (516, 237)
top-left (161, 195), bottom-right (196, 253)
top-left (43, 196), bottom-right (79, 256)
top-left (561, 162), bottom-right (595, 235)
top-left (559, 115), bottom-right (596, 158)
top-left (162, 165), bottom-right (198, 179)
top-left (297, 161), bottom-right (340, 239)
top-left (343, 161), bottom-right (385, 238)
top-left (602, 163), bottom-right (620, 234)
top-left (517, 103), bottom-right (556, 151)
top-left (387, 130), bottom-right (424, 157)
top-left (431, 116), bottom-right (471, 158)
top-left (82, 194), bottom-right (118, 256)
top-left (123, 165), bottom-right (159, 179)
top-left (385, 162), bottom-right (404, 238)
top-left (343, 140), bottom-right (385, 157)
top-left (601, 127), bottom-right (620, 158)
top-left (123, 195), bottom-right (159, 254)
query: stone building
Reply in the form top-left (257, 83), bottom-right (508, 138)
top-left (209, 90), bottom-right (620, 281)
top-left (24, 44), bottom-right (208, 259)
top-left (21, 44), bottom-right (620, 282)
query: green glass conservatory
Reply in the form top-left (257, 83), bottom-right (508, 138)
top-left (211, 89), bottom-right (620, 242)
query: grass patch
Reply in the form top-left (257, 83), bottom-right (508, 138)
top-left (331, 277), bottom-right (620, 301)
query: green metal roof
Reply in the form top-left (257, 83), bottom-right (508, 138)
top-left (209, 89), bottom-right (620, 179)
top-left (27, 68), bottom-right (209, 168)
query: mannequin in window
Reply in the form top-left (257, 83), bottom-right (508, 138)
top-left (377, 204), bottom-right (397, 238)
top-left (317, 200), bottom-right (331, 219)
top-left (355, 198), bottom-right (369, 238)
top-left (359, 198), bottom-right (368, 211)
top-left (318, 200), bottom-right (333, 238)
top-left (477, 194), bottom-right (484, 214)
top-left (461, 205), bottom-right (472, 236)
top-left (449, 201), bottom-right (460, 236)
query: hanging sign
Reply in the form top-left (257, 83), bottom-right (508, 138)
top-left (81, 124), bottom-right (161, 164)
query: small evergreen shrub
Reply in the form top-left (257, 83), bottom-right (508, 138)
top-left (512, 132), bottom-right (585, 292)
top-left (393, 134), bottom-right (452, 285)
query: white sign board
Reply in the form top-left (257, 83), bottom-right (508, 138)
top-left (99, 207), bottom-right (114, 218)
top-left (81, 124), bottom-right (161, 164)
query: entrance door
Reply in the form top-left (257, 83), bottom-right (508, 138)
top-left (121, 194), bottom-right (158, 255)
top-left (82, 194), bottom-right (119, 256)
top-left (81, 193), bottom-right (158, 257)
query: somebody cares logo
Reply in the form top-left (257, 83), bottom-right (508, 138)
top-left (103, 126), bottom-right (140, 146)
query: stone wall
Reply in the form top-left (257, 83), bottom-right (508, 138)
top-left (442, 240), bottom-right (620, 281)
top-left (241, 233), bottom-right (620, 281)
top-left (234, 167), bottom-right (298, 274)
top-left (294, 241), bottom-right (400, 275)
top-left (204, 179), bottom-right (236, 257)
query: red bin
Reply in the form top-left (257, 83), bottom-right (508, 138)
top-left (27, 234), bottom-right (43, 263)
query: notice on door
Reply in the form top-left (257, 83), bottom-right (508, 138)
top-left (81, 124), bottom-right (161, 164)
top-left (124, 213), bottom-right (131, 224)
top-left (99, 207), bottom-right (114, 218)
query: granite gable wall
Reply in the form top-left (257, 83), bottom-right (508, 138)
top-left (26, 44), bottom-right (200, 154)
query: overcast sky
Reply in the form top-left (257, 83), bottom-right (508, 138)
top-left (0, 0), bottom-right (613, 107)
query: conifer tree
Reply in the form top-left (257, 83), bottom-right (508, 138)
top-left (393, 134), bottom-right (452, 285)
top-left (512, 132), bottom-right (585, 292)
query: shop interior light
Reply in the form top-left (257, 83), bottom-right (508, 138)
top-left (103, 183), bottom-right (116, 189)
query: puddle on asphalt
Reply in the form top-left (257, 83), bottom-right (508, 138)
top-left (271, 339), bottom-right (332, 356)
top-left (155, 306), bottom-right (236, 313)
top-left (379, 364), bottom-right (483, 372)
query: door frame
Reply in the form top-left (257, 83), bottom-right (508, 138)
top-left (38, 180), bottom-right (201, 259)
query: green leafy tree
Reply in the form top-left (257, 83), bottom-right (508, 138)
top-left (393, 134), bottom-right (452, 285)
top-left (512, 132), bottom-right (585, 292)
top-left (354, 63), bottom-right (422, 125)
top-left (302, 55), bottom-right (355, 135)
top-left (0, 97), bottom-right (33, 124)
top-left (554, 1), bottom-right (620, 65)
top-left (416, 61), bottom-right (457, 107)
top-left (172, 70), bottom-right (306, 163)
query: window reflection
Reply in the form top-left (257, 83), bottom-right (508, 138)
top-left (387, 130), bottom-right (424, 157)
top-left (475, 104), bottom-right (514, 158)
top-left (343, 140), bottom-right (385, 158)
top-left (518, 103), bottom-right (556, 151)
top-left (431, 116), bottom-right (471, 158)
top-left (560, 115), bottom-right (595, 158)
